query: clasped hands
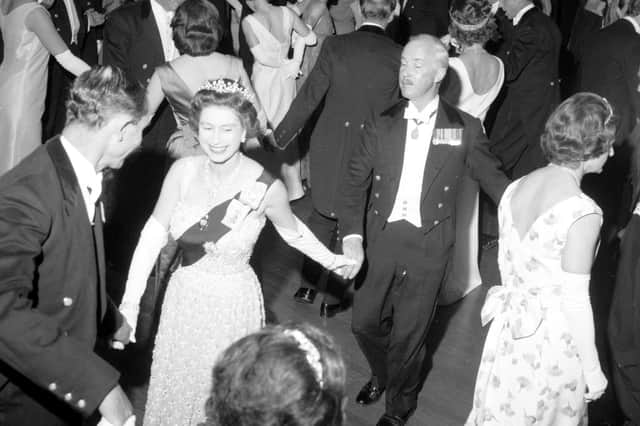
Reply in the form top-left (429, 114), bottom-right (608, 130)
top-left (332, 237), bottom-right (365, 281)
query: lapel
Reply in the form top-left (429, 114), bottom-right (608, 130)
top-left (420, 100), bottom-right (464, 203)
top-left (93, 205), bottom-right (107, 316)
top-left (139, 1), bottom-right (166, 65)
top-left (383, 102), bottom-right (408, 203)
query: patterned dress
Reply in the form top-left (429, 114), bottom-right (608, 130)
top-left (466, 179), bottom-right (602, 426)
top-left (143, 156), bottom-right (273, 425)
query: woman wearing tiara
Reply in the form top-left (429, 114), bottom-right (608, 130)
top-left (118, 79), bottom-right (353, 425)
top-left (439, 0), bottom-right (504, 304)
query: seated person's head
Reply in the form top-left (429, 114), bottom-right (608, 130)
top-left (205, 323), bottom-right (347, 426)
top-left (65, 66), bottom-right (147, 169)
top-left (448, 0), bottom-right (498, 49)
top-left (172, 0), bottom-right (222, 56)
top-left (541, 92), bottom-right (617, 171)
top-left (359, 0), bottom-right (396, 24)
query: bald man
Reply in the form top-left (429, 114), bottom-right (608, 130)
top-left (338, 35), bottom-right (509, 426)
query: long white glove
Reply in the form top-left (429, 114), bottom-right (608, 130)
top-left (560, 270), bottom-right (608, 401)
top-left (118, 216), bottom-right (168, 343)
top-left (54, 49), bottom-right (90, 77)
top-left (274, 216), bottom-right (354, 272)
top-left (97, 415), bottom-right (136, 426)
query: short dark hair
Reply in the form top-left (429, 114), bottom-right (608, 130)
top-left (190, 78), bottom-right (260, 138)
top-left (540, 92), bottom-right (617, 166)
top-left (448, 0), bottom-right (497, 47)
top-left (65, 66), bottom-right (146, 128)
top-left (172, 0), bottom-right (222, 56)
top-left (360, 0), bottom-right (396, 21)
top-left (205, 323), bottom-right (346, 426)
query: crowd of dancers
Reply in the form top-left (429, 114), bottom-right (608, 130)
top-left (0, 0), bottom-right (640, 425)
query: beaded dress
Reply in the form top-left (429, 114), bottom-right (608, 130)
top-left (142, 155), bottom-right (273, 425)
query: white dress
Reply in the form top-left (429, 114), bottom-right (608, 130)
top-left (440, 56), bottom-right (504, 304)
top-left (0, 3), bottom-right (50, 176)
top-left (143, 156), bottom-right (271, 425)
top-left (245, 7), bottom-right (296, 127)
top-left (465, 180), bottom-right (600, 425)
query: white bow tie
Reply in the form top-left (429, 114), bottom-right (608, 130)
top-left (403, 107), bottom-right (436, 124)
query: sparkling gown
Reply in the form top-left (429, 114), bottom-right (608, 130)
top-left (143, 156), bottom-right (273, 425)
top-left (465, 179), bottom-right (602, 426)
top-left (0, 2), bottom-right (50, 176)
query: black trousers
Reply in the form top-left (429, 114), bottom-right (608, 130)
top-left (299, 208), bottom-right (345, 304)
top-left (352, 220), bottom-right (449, 418)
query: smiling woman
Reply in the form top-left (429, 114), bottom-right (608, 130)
top-left (117, 80), bottom-right (354, 425)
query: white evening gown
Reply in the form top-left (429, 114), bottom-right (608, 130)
top-left (142, 156), bottom-right (271, 425)
top-left (0, 3), bottom-right (50, 176)
top-left (440, 56), bottom-right (504, 304)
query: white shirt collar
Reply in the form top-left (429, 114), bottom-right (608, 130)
top-left (60, 135), bottom-right (103, 205)
top-left (361, 21), bottom-right (386, 31)
top-left (513, 3), bottom-right (535, 26)
top-left (623, 16), bottom-right (640, 34)
top-left (405, 96), bottom-right (440, 122)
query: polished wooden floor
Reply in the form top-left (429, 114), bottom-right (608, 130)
top-left (105, 194), bottom-right (624, 425)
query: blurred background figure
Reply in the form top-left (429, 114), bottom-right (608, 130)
top-left (204, 323), bottom-right (347, 426)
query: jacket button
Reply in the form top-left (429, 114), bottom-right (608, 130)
top-left (54, 13), bottom-right (59, 17)
top-left (443, 186), bottom-right (449, 192)
top-left (48, 383), bottom-right (57, 391)
top-left (64, 393), bottom-right (73, 401)
top-left (56, 27), bottom-right (61, 31)
top-left (374, 193), bottom-right (379, 198)
top-left (344, 121), bottom-right (350, 127)
top-left (433, 220), bottom-right (439, 225)
top-left (375, 175), bottom-right (381, 181)
top-left (374, 210), bottom-right (379, 215)
top-left (63, 297), bottom-right (73, 306)
top-left (437, 203), bottom-right (443, 208)
top-left (78, 399), bottom-right (86, 409)
top-left (330, 212), bottom-right (335, 218)
top-left (142, 63), bottom-right (148, 69)
top-left (360, 123), bottom-right (364, 129)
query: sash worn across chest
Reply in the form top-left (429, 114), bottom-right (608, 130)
top-left (178, 170), bottom-right (274, 266)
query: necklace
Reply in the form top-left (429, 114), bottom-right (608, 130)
top-left (199, 154), bottom-right (244, 230)
top-left (548, 163), bottom-right (581, 187)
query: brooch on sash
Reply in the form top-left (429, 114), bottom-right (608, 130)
top-left (221, 182), bottom-right (268, 229)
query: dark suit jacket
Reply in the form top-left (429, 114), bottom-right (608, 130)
top-left (491, 7), bottom-right (561, 175)
top-left (274, 25), bottom-right (401, 218)
top-left (0, 138), bottom-right (122, 423)
top-left (393, 0), bottom-right (450, 43)
top-left (103, 0), bottom-right (176, 151)
top-left (338, 99), bottom-right (510, 250)
top-left (578, 19), bottom-right (640, 145)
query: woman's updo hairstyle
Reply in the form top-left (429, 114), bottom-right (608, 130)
top-left (66, 65), bottom-right (146, 128)
top-left (204, 323), bottom-right (346, 426)
top-left (190, 78), bottom-right (260, 138)
top-left (540, 92), bottom-right (617, 167)
top-left (172, 0), bottom-right (222, 56)
top-left (448, 0), bottom-right (497, 47)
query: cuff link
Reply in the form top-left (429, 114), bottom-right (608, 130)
top-left (63, 297), bottom-right (73, 307)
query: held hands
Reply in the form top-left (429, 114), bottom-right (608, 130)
top-left (329, 255), bottom-right (357, 280)
top-left (283, 59), bottom-right (302, 80)
top-left (110, 317), bottom-right (133, 350)
top-left (341, 237), bottom-right (365, 280)
top-left (116, 303), bottom-right (139, 345)
top-left (584, 367), bottom-right (608, 402)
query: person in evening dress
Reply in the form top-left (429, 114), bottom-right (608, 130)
top-left (118, 79), bottom-right (353, 425)
top-left (466, 93), bottom-right (614, 425)
top-left (242, 0), bottom-right (317, 200)
top-left (0, 0), bottom-right (89, 176)
top-left (439, 0), bottom-right (505, 304)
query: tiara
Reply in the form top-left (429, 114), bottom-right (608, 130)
top-left (284, 329), bottom-right (324, 388)
top-left (449, 12), bottom-right (490, 31)
top-left (199, 79), bottom-right (254, 103)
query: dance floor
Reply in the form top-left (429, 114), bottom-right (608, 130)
top-left (103, 194), bottom-right (623, 425)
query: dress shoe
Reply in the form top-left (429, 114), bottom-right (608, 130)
top-left (320, 301), bottom-right (347, 318)
top-left (355, 379), bottom-right (385, 405)
top-left (293, 287), bottom-right (316, 304)
top-left (376, 414), bottom-right (407, 426)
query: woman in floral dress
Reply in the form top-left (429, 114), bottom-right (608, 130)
top-left (466, 93), bottom-right (615, 425)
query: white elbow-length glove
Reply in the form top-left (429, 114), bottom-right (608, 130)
top-left (54, 50), bottom-right (91, 77)
top-left (118, 216), bottom-right (168, 343)
top-left (274, 215), bottom-right (354, 271)
top-left (560, 270), bottom-right (608, 401)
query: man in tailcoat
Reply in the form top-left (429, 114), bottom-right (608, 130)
top-left (0, 67), bottom-right (141, 426)
top-left (274, 0), bottom-right (401, 316)
top-left (489, 0), bottom-right (561, 179)
top-left (338, 36), bottom-right (509, 426)
top-left (102, 0), bottom-right (181, 309)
